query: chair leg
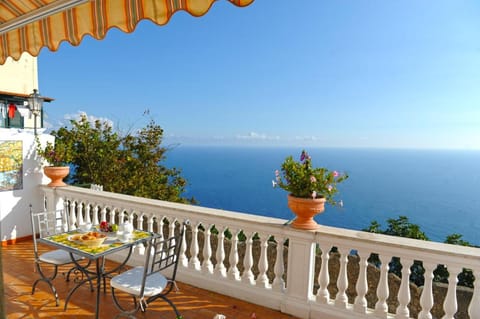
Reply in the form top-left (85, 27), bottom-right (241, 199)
top-left (111, 287), bottom-right (142, 316)
top-left (32, 263), bottom-right (60, 306)
top-left (147, 294), bottom-right (181, 318)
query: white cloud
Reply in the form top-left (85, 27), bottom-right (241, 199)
top-left (235, 132), bottom-right (280, 141)
top-left (44, 111), bottom-right (115, 132)
top-left (294, 135), bottom-right (321, 141)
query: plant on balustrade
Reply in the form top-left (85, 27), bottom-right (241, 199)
top-left (273, 150), bottom-right (348, 205)
top-left (35, 136), bottom-right (74, 167)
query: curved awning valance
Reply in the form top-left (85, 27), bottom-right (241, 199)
top-left (0, 0), bottom-right (254, 65)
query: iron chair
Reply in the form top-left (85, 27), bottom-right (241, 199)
top-left (29, 204), bottom-right (89, 306)
top-left (110, 220), bottom-right (188, 318)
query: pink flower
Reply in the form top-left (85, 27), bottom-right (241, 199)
top-left (275, 170), bottom-right (280, 176)
top-left (310, 176), bottom-right (316, 183)
top-left (333, 171), bottom-right (339, 177)
top-left (311, 191), bottom-right (317, 198)
top-left (327, 185), bottom-right (333, 192)
top-left (300, 150), bottom-right (307, 161)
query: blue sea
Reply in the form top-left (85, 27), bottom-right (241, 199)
top-left (165, 146), bottom-right (480, 246)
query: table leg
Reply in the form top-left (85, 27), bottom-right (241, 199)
top-left (95, 258), bottom-right (102, 319)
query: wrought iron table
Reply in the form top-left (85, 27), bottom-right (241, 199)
top-left (40, 229), bottom-right (152, 319)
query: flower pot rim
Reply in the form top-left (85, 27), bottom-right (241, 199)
top-left (287, 194), bottom-right (327, 202)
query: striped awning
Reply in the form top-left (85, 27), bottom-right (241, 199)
top-left (0, 0), bottom-right (254, 65)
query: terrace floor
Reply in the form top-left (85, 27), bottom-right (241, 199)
top-left (2, 240), bottom-right (300, 319)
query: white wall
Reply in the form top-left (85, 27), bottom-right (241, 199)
top-left (0, 53), bottom-right (38, 94)
top-left (0, 130), bottom-right (52, 242)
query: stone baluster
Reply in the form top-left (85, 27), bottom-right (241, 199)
top-left (442, 265), bottom-right (461, 319)
top-left (242, 232), bottom-right (255, 285)
top-left (166, 219), bottom-right (176, 256)
top-left (84, 204), bottom-right (91, 224)
top-left (110, 207), bottom-right (118, 225)
top-left (60, 201), bottom-right (67, 231)
top-left (127, 210), bottom-right (132, 224)
top-left (179, 221), bottom-right (188, 267)
top-left (335, 246), bottom-right (349, 308)
top-left (316, 243), bottom-right (330, 303)
top-left (100, 206), bottom-right (107, 222)
top-left (137, 213), bottom-right (145, 231)
top-left (396, 258), bottom-right (413, 319)
top-left (214, 226), bottom-right (227, 277)
top-left (272, 236), bottom-right (285, 292)
top-left (118, 209), bottom-right (125, 225)
top-left (227, 229), bottom-right (241, 281)
top-left (374, 253), bottom-right (392, 318)
top-left (202, 224), bottom-right (214, 274)
top-left (169, 218), bottom-right (176, 238)
top-left (418, 261), bottom-right (435, 319)
top-left (468, 268), bottom-right (480, 318)
top-left (156, 216), bottom-right (164, 236)
top-left (92, 205), bottom-right (99, 225)
top-left (76, 202), bottom-right (84, 226)
top-left (189, 222), bottom-right (201, 271)
top-left (257, 235), bottom-right (271, 288)
top-left (354, 250), bottom-right (368, 314)
top-left (69, 201), bottom-right (77, 229)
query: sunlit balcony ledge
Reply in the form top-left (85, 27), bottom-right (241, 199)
top-left (5, 185), bottom-right (480, 319)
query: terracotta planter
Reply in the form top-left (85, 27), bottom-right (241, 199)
top-left (43, 166), bottom-right (70, 187)
top-left (287, 194), bottom-right (326, 230)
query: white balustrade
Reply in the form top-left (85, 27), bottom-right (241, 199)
top-left (214, 227), bottom-right (227, 277)
top-left (354, 249), bottom-right (368, 313)
top-left (469, 269), bottom-right (480, 317)
top-left (442, 265), bottom-right (461, 319)
top-left (202, 224), bottom-right (214, 274)
top-left (242, 233), bottom-right (255, 285)
top-left (189, 222), bottom-right (201, 271)
top-left (272, 236), bottom-right (285, 291)
top-left (43, 185), bottom-right (480, 319)
top-left (375, 253), bottom-right (392, 318)
top-left (227, 229), bottom-right (241, 281)
top-left (396, 258), bottom-right (413, 319)
top-left (334, 245), bottom-right (349, 309)
top-left (316, 242), bottom-right (330, 304)
top-left (257, 236), bottom-right (270, 289)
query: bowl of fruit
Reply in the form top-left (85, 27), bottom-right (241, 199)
top-left (99, 221), bottom-right (119, 238)
top-left (69, 231), bottom-right (107, 247)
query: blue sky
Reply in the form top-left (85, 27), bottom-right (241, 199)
top-left (38, 0), bottom-right (480, 149)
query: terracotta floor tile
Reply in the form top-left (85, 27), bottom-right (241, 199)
top-left (2, 241), bottom-right (300, 319)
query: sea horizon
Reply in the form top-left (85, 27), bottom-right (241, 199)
top-left (165, 145), bottom-right (480, 246)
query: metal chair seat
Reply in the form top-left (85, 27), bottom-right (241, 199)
top-left (111, 266), bottom-right (168, 297)
top-left (38, 249), bottom-right (82, 265)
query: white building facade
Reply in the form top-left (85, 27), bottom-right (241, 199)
top-left (0, 53), bottom-right (51, 244)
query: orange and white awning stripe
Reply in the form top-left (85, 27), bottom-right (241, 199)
top-left (0, 0), bottom-right (254, 65)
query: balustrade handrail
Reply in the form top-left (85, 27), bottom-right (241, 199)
top-left (43, 185), bottom-right (287, 232)
top-left (43, 185), bottom-right (479, 262)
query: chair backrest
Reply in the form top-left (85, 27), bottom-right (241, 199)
top-left (29, 204), bottom-right (70, 258)
top-left (140, 220), bottom-right (188, 296)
